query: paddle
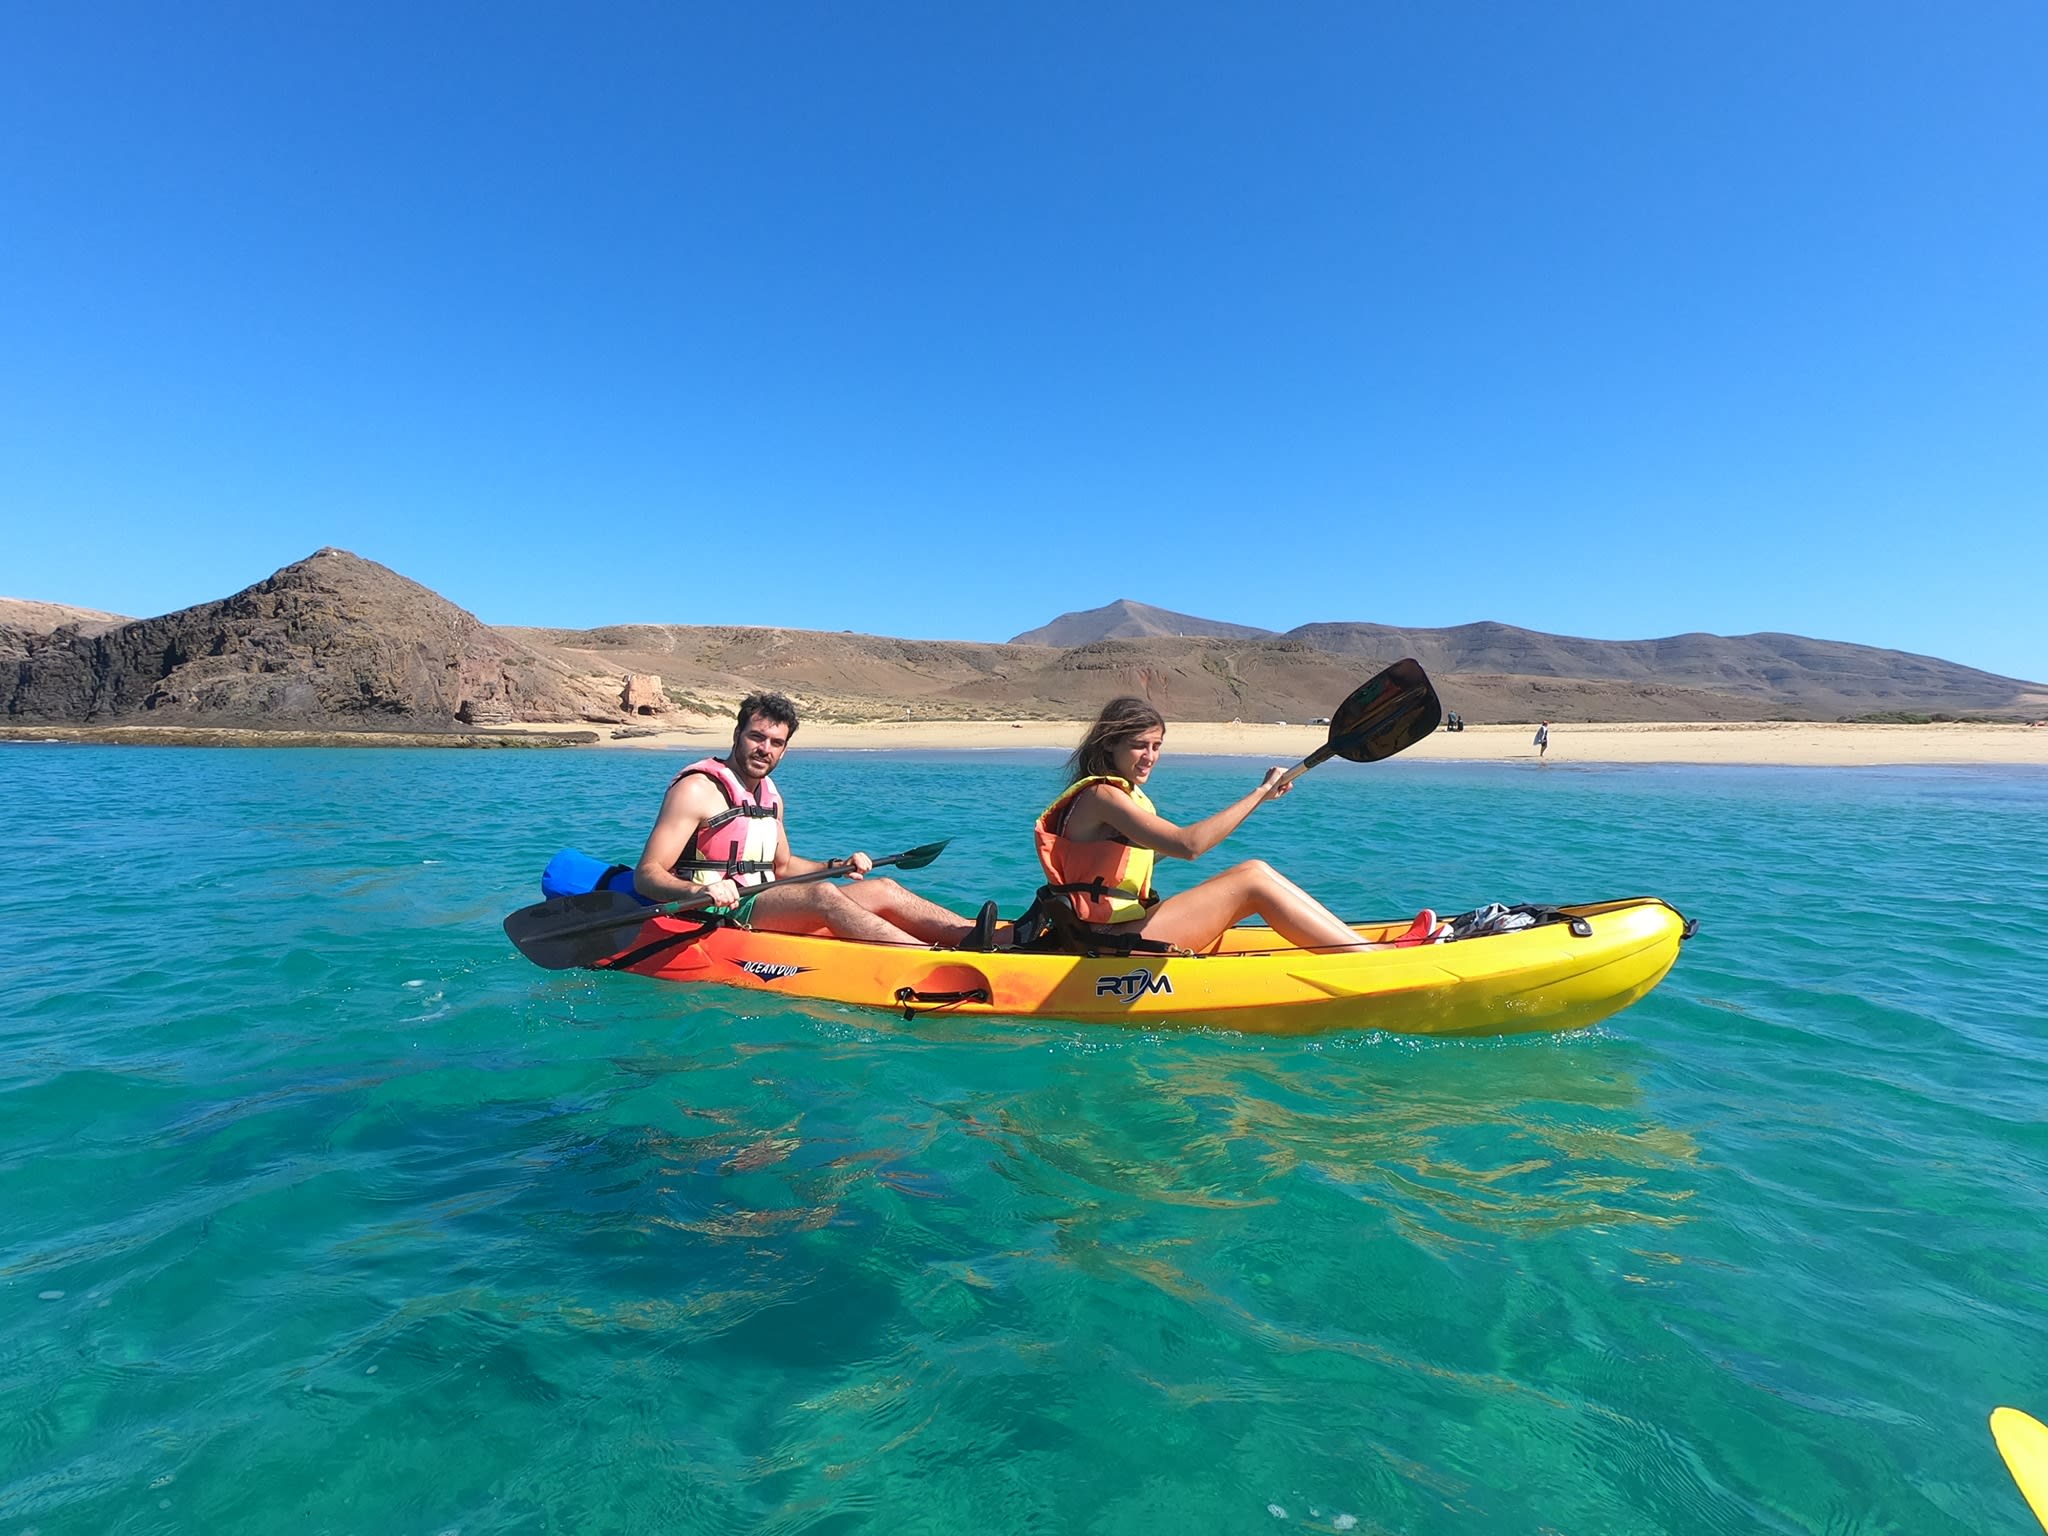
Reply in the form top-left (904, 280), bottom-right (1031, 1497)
top-left (502, 839), bottom-right (951, 972)
top-left (1273, 657), bottom-right (1442, 789)
top-left (1994, 1407), bottom-right (2048, 1533)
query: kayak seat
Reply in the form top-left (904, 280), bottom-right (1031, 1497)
top-left (961, 900), bottom-right (1001, 952)
top-left (1008, 886), bottom-right (1180, 958)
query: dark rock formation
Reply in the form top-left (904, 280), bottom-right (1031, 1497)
top-left (3, 548), bottom-right (598, 728)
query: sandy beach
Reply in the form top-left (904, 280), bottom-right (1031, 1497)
top-left (5, 718), bottom-right (2040, 765)
top-left (505, 718), bottom-right (2048, 767)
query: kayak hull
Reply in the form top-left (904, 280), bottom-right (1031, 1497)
top-left (594, 896), bottom-right (1690, 1038)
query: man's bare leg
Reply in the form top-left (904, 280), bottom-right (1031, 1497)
top-left (749, 883), bottom-right (925, 945)
top-left (836, 877), bottom-right (982, 946)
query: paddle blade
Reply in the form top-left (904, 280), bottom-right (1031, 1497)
top-left (892, 839), bottom-right (950, 871)
top-left (503, 890), bottom-right (660, 971)
top-left (1326, 658), bottom-right (1442, 763)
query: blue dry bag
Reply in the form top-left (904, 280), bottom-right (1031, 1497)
top-left (540, 848), bottom-right (650, 903)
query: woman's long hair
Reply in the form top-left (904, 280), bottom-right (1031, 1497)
top-left (1066, 696), bottom-right (1166, 783)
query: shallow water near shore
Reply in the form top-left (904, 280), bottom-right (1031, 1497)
top-left (3, 746), bottom-right (2046, 1534)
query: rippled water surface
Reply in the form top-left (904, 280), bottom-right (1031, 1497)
top-left (3, 745), bottom-right (2046, 1534)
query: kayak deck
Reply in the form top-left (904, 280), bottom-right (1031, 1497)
top-left (594, 896), bottom-right (1691, 1038)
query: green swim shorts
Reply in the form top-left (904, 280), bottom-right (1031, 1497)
top-left (704, 892), bottom-right (759, 927)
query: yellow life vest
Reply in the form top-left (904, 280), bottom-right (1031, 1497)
top-left (1033, 775), bottom-right (1160, 924)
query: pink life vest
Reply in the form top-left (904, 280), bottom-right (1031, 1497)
top-left (670, 757), bottom-right (782, 888)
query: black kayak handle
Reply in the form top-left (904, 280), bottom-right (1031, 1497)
top-left (895, 986), bottom-right (990, 1019)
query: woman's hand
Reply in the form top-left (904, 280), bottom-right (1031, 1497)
top-left (1258, 766), bottom-right (1292, 801)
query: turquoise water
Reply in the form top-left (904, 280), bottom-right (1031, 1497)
top-left (3, 746), bottom-right (2046, 1535)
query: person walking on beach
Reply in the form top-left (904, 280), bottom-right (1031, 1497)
top-left (634, 692), bottom-right (989, 946)
top-left (1032, 697), bottom-right (1392, 954)
top-left (1534, 721), bottom-right (1550, 760)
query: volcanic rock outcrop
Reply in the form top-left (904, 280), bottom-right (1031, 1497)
top-left (3, 548), bottom-right (601, 728)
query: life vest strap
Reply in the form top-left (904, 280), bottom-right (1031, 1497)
top-left (1039, 877), bottom-right (1159, 910)
top-left (697, 803), bottom-right (778, 835)
top-left (673, 856), bottom-right (778, 878)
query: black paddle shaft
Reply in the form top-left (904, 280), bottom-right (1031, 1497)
top-left (502, 839), bottom-right (950, 971)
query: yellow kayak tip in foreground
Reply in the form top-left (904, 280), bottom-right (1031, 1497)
top-left (1993, 1407), bottom-right (2048, 1533)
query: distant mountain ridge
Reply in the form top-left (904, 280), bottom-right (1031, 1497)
top-left (1021, 605), bottom-right (2041, 717)
top-left (1284, 620), bottom-right (2034, 716)
top-left (1010, 599), bottom-right (1274, 646)
top-left (6, 554), bottom-right (2042, 732)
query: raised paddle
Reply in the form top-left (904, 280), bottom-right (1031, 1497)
top-left (1272, 657), bottom-right (1442, 789)
top-left (502, 839), bottom-right (951, 972)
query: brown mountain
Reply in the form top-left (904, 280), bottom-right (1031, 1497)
top-left (3, 549), bottom-right (607, 728)
top-left (1019, 603), bottom-right (2043, 718)
top-left (505, 626), bottom-right (1792, 723)
top-left (1010, 599), bottom-right (1274, 646)
top-left (8, 554), bottom-right (2041, 733)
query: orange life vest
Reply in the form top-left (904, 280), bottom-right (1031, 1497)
top-left (1033, 775), bottom-right (1160, 924)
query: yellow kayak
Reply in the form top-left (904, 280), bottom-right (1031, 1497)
top-left (593, 895), bottom-right (1692, 1038)
top-left (1994, 1407), bottom-right (2048, 1533)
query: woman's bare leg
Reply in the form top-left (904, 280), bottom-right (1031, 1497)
top-left (1132, 860), bottom-right (1365, 953)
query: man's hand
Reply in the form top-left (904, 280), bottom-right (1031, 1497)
top-left (697, 877), bottom-right (742, 909)
top-left (841, 851), bottom-right (874, 880)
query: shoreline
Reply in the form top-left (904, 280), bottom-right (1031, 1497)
top-left (733, 719), bottom-right (2048, 766)
top-left (0, 725), bottom-right (601, 750)
top-left (6, 719), bottom-right (2044, 766)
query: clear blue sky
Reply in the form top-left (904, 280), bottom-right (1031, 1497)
top-left (3, 3), bottom-right (2043, 680)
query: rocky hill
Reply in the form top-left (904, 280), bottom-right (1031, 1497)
top-left (2, 549), bottom-right (609, 728)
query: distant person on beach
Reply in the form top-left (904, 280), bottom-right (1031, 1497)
top-left (1534, 721), bottom-right (1550, 759)
top-left (634, 692), bottom-right (992, 947)
top-left (1033, 697), bottom-right (1403, 954)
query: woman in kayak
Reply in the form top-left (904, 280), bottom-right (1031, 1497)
top-left (1034, 697), bottom-right (1371, 953)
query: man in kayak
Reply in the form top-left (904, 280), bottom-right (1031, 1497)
top-left (634, 692), bottom-right (992, 947)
